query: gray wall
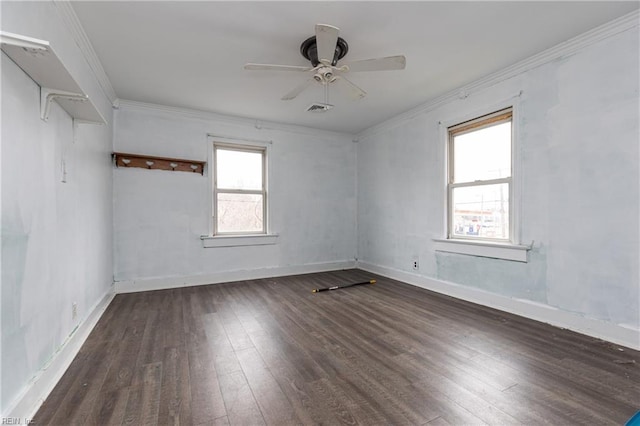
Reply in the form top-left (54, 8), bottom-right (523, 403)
top-left (357, 27), bottom-right (639, 331)
top-left (113, 104), bottom-right (356, 283)
top-left (1, 2), bottom-right (114, 415)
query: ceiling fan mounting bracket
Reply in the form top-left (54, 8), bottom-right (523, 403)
top-left (300, 35), bottom-right (348, 67)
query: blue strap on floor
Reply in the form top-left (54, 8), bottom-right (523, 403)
top-left (626, 411), bottom-right (640, 426)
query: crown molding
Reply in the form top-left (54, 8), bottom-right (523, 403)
top-left (53, 0), bottom-right (117, 105)
top-left (357, 9), bottom-right (640, 141)
top-left (116, 99), bottom-right (355, 140)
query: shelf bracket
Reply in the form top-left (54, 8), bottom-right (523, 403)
top-left (40, 88), bottom-right (88, 122)
top-left (2, 31), bottom-right (105, 124)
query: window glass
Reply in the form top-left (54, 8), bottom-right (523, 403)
top-left (216, 149), bottom-right (263, 190)
top-left (448, 108), bottom-right (513, 242)
top-left (451, 184), bottom-right (509, 239)
top-left (214, 144), bottom-right (266, 235)
top-left (453, 122), bottom-right (511, 183)
top-left (217, 193), bottom-right (264, 233)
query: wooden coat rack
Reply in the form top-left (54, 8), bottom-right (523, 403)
top-left (113, 152), bottom-right (205, 175)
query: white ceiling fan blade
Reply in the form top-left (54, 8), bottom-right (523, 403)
top-left (244, 63), bottom-right (312, 72)
top-left (336, 76), bottom-right (366, 100)
top-left (344, 55), bottom-right (406, 72)
top-left (315, 24), bottom-right (339, 65)
top-left (281, 78), bottom-right (314, 100)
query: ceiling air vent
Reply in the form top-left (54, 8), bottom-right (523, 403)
top-left (306, 102), bottom-right (333, 113)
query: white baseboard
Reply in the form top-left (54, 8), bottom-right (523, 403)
top-left (114, 260), bottom-right (357, 294)
top-left (358, 261), bottom-right (640, 350)
top-left (4, 285), bottom-right (116, 421)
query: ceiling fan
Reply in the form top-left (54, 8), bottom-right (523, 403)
top-left (244, 24), bottom-right (406, 107)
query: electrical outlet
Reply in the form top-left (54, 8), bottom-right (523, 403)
top-left (412, 260), bottom-right (419, 270)
top-left (72, 302), bottom-right (78, 320)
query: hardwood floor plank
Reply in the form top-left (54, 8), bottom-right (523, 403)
top-left (456, 336), bottom-right (638, 422)
top-left (392, 352), bottom-right (519, 424)
top-left (306, 377), bottom-right (362, 425)
top-left (235, 347), bottom-right (301, 425)
top-left (121, 384), bottom-right (143, 425)
top-left (86, 387), bottom-right (130, 426)
top-left (218, 370), bottom-right (266, 426)
top-left (31, 341), bottom-right (101, 423)
top-left (425, 415), bottom-right (451, 425)
top-left (130, 308), bottom-right (164, 386)
top-left (122, 361), bottom-right (162, 426)
top-left (157, 347), bottom-right (192, 425)
top-left (215, 286), bottom-right (256, 353)
top-left (139, 362), bottom-right (163, 425)
top-left (322, 375), bottom-right (397, 425)
top-left (244, 331), bottom-right (342, 425)
top-left (556, 356), bottom-right (640, 405)
top-left (184, 291), bottom-right (228, 425)
top-left (34, 270), bottom-right (640, 425)
top-left (45, 339), bottom-right (118, 425)
top-left (407, 383), bottom-right (488, 425)
top-left (162, 289), bottom-right (187, 350)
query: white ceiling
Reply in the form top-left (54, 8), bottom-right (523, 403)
top-left (72, 1), bottom-right (638, 134)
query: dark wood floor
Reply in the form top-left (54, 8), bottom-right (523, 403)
top-left (34, 269), bottom-right (639, 425)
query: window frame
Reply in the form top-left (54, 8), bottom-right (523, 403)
top-left (447, 107), bottom-right (514, 244)
top-left (212, 141), bottom-right (268, 236)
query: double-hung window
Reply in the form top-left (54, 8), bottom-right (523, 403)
top-left (213, 143), bottom-right (266, 235)
top-left (448, 108), bottom-right (513, 242)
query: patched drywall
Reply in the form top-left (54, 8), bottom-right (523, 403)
top-left (435, 246), bottom-right (548, 303)
top-left (1, 2), bottom-right (114, 415)
top-left (357, 26), bottom-right (639, 333)
top-left (113, 105), bottom-right (356, 283)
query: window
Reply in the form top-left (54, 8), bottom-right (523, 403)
top-left (448, 108), bottom-right (512, 242)
top-left (213, 143), bottom-right (266, 235)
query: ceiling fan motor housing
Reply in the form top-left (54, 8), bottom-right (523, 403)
top-left (300, 36), bottom-right (349, 66)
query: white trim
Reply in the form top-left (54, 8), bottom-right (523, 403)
top-left (357, 261), bottom-right (640, 350)
top-left (116, 99), bottom-right (354, 140)
top-left (440, 93), bottom-right (523, 246)
top-left (3, 286), bottom-right (116, 421)
top-left (433, 238), bottom-right (529, 262)
top-left (114, 261), bottom-right (356, 294)
top-left (207, 133), bottom-right (273, 145)
top-left (354, 138), bottom-right (359, 262)
top-left (356, 10), bottom-right (639, 141)
top-left (201, 233), bottom-right (278, 248)
top-left (53, 0), bottom-right (117, 104)
top-left (206, 134), bottom-right (214, 235)
top-left (207, 136), bottom-right (272, 237)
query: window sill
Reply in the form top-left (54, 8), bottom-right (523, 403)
top-left (201, 234), bottom-right (279, 248)
top-left (433, 238), bottom-right (530, 262)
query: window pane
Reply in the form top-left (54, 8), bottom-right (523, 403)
top-left (216, 149), bottom-right (263, 190)
top-left (453, 121), bottom-right (511, 183)
top-left (451, 184), bottom-right (509, 239)
top-left (217, 193), bottom-right (264, 233)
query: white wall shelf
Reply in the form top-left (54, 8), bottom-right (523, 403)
top-left (0, 31), bottom-right (105, 124)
